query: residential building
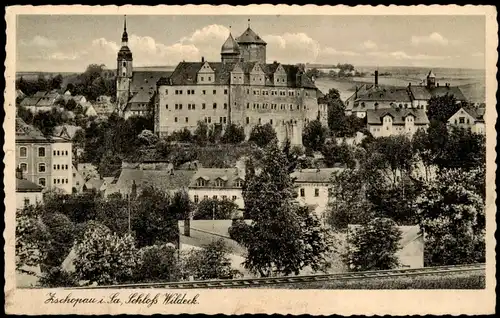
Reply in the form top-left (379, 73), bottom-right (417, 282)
top-left (77, 163), bottom-right (100, 180)
top-left (115, 17), bottom-right (319, 146)
top-left (93, 95), bottom-right (117, 117)
top-left (16, 117), bottom-right (73, 193)
top-left (188, 168), bottom-right (246, 210)
top-left (447, 107), bottom-right (486, 134)
top-left (16, 170), bottom-right (44, 210)
top-left (19, 91), bottom-right (62, 113)
top-left (345, 70), bottom-right (466, 116)
top-left (72, 165), bottom-right (85, 193)
top-left (366, 107), bottom-right (429, 138)
top-left (291, 168), bottom-right (343, 219)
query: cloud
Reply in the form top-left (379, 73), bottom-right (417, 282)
top-left (368, 50), bottom-right (450, 60)
top-left (263, 32), bottom-right (321, 63)
top-left (20, 35), bottom-right (58, 48)
top-left (362, 40), bottom-right (377, 50)
top-left (47, 52), bottom-right (81, 61)
top-left (411, 32), bottom-right (449, 46)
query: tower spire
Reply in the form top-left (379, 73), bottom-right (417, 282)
top-left (121, 15), bottom-right (128, 46)
top-left (248, 18), bottom-right (250, 28)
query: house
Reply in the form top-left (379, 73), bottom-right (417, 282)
top-left (72, 165), bottom-right (85, 193)
top-left (73, 95), bottom-right (87, 105)
top-left (188, 167), bottom-right (246, 211)
top-left (53, 124), bottom-right (83, 141)
top-left (291, 168), bottom-right (343, 220)
top-left (447, 107), bottom-right (485, 135)
top-left (93, 95), bottom-right (116, 117)
top-left (76, 163), bottom-right (100, 180)
top-left (83, 103), bottom-right (98, 117)
top-left (123, 90), bottom-right (153, 119)
top-left (104, 163), bottom-right (195, 198)
top-left (16, 117), bottom-right (73, 193)
top-left (366, 107), bottom-right (429, 138)
top-left (16, 170), bottom-right (43, 210)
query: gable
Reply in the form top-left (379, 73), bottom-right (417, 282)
top-left (275, 64), bottom-right (286, 75)
top-left (231, 63), bottom-right (244, 74)
top-left (250, 63), bottom-right (264, 74)
top-left (198, 61), bottom-right (214, 73)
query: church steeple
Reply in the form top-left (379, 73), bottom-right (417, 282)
top-left (121, 15), bottom-right (128, 46)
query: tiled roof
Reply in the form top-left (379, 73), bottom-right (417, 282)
top-left (53, 124), bottom-right (83, 140)
top-left (15, 117), bottom-right (48, 141)
top-left (291, 168), bottom-right (344, 183)
top-left (130, 71), bottom-right (173, 94)
top-left (16, 178), bottom-right (43, 192)
top-left (33, 91), bottom-right (47, 97)
top-left (105, 168), bottom-right (196, 197)
top-left (356, 87), bottom-right (411, 102)
top-left (236, 27), bottom-right (267, 45)
top-left (162, 61), bottom-right (316, 89)
top-left (189, 168), bottom-right (245, 188)
top-left (458, 107), bottom-right (485, 123)
top-left (366, 108), bottom-right (430, 125)
top-left (429, 86), bottom-right (466, 101)
top-left (84, 178), bottom-right (104, 191)
top-left (128, 90), bottom-right (153, 104)
top-left (408, 86), bottom-right (432, 100)
top-left (19, 97), bottom-right (41, 107)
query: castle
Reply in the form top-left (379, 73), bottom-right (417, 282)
top-left (116, 17), bottom-right (321, 146)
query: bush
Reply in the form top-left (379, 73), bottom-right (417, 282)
top-left (181, 239), bottom-right (237, 280)
top-left (39, 267), bottom-right (79, 288)
top-left (194, 198), bottom-right (238, 220)
top-left (134, 244), bottom-right (180, 283)
top-left (221, 124), bottom-right (246, 144)
top-left (343, 218), bottom-right (402, 271)
top-left (248, 123), bottom-right (277, 148)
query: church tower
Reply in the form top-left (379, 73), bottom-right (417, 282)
top-left (426, 70), bottom-right (436, 89)
top-left (116, 15), bottom-right (133, 113)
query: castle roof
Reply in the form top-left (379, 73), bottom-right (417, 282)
top-left (221, 32), bottom-right (241, 55)
top-left (366, 108), bottom-right (430, 125)
top-left (355, 87), bottom-right (411, 103)
top-left (408, 86), bottom-right (432, 100)
top-left (117, 46), bottom-right (133, 61)
top-left (158, 61), bottom-right (316, 89)
top-left (130, 70), bottom-right (172, 94)
top-left (427, 70), bottom-right (436, 78)
top-left (428, 86), bottom-right (466, 101)
top-left (236, 27), bottom-right (267, 45)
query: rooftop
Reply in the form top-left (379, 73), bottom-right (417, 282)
top-left (291, 168), bottom-right (344, 183)
top-left (235, 26), bottom-right (267, 45)
top-left (366, 108), bottom-right (430, 125)
top-left (189, 168), bottom-right (245, 188)
top-left (16, 178), bottom-right (43, 192)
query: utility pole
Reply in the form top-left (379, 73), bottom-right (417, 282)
top-left (127, 196), bottom-right (131, 233)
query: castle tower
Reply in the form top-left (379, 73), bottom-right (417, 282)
top-left (116, 15), bottom-right (133, 113)
top-left (426, 70), bottom-right (436, 89)
top-left (221, 27), bottom-right (241, 64)
top-left (235, 19), bottom-right (267, 64)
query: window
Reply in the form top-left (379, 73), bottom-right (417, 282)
top-left (175, 104), bottom-right (178, 110)
top-left (202, 90), bottom-right (206, 95)
top-left (194, 195), bottom-right (199, 203)
top-left (202, 103), bottom-right (206, 109)
top-left (192, 104), bottom-right (195, 110)
top-left (191, 89), bottom-right (195, 94)
top-left (235, 179), bottom-right (244, 187)
top-left (65, 178), bottom-right (69, 184)
top-left (213, 195), bottom-right (218, 200)
top-left (204, 195), bottom-right (209, 200)
top-left (179, 104), bottom-right (183, 110)
top-left (222, 195), bottom-right (227, 200)
top-left (467, 118), bottom-right (470, 124)
top-left (38, 147), bottom-right (45, 157)
top-left (165, 89), bottom-right (168, 95)
top-left (38, 163), bottom-right (46, 173)
top-left (246, 117), bottom-right (250, 124)
top-left (224, 89), bottom-right (228, 95)
top-left (166, 104), bottom-right (168, 109)
top-left (459, 117), bottom-right (465, 124)
top-left (185, 117), bottom-right (189, 123)
top-left (201, 77), bottom-right (204, 81)
top-left (224, 103), bottom-right (228, 109)
top-left (300, 188), bottom-right (305, 197)
top-left (270, 119), bottom-right (273, 125)
top-left (208, 77), bottom-right (212, 81)
top-left (179, 90), bottom-right (183, 95)
top-left (196, 179), bottom-right (207, 187)
top-left (246, 103), bottom-right (250, 109)
top-left (315, 188), bottom-right (319, 197)
top-left (53, 164), bottom-right (57, 170)
top-left (213, 103), bottom-right (217, 109)
top-left (53, 150), bottom-right (56, 156)
top-left (187, 90), bottom-right (191, 95)
top-left (24, 198), bottom-right (30, 207)
top-left (215, 179), bottom-right (225, 187)
top-left (259, 118), bottom-right (262, 124)
top-left (208, 117), bottom-right (212, 124)
top-left (220, 117), bottom-right (223, 123)
top-left (174, 117), bottom-right (178, 123)
top-left (213, 89), bottom-right (216, 95)
top-left (57, 164), bottom-right (60, 170)
top-left (223, 117), bottom-right (227, 124)
top-left (20, 163), bottom-right (27, 172)
top-left (38, 178), bottom-right (46, 187)
top-left (232, 195), bottom-right (237, 201)
top-left (73, 173), bottom-right (76, 177)
top-left (454, 119), bottom-right (457, 124)
top-left (20, 147), bottom-right (27, 158)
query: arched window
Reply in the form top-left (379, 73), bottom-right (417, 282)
top-left (19, 163), bottom-right (27, 172)
top-left (20, 147), bottom-right (27, 158)
top-left (38, 147), bottom-right (46, 157)
top-left (38, 163), bottom-right (46, 173)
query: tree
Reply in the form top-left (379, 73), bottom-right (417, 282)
top-left (49, 74), bottom-right (64, 91)
top-left (221, 123), bottom-right (245, 144)
top-left (168, 128), bottom-right (193, 143)
top-left (39, 213), bottom-right (76, 270)
top-left (17, 105), bottom-right (34, 125)
top-left (234, 141), bottom-right (333, 276)
top-left (343, 218), bottom-right (402, 271)
top-left (38, 267), bottom-right (79, 288)
top-left (95, 196), bottom-right (130, 236)
top-left (208, 124), bottom-right (223, 143)
top-left (32, 108), bottom-right (65, 136)
top-left (131, 185), bottom-right (179, 248)
top-left (170, 190), bottom-right (194, 220)
top-left (65, 99), bottom-right (77, 112)
top-left (43, 191), bottom-right (99, 224)
top-left (415, 168), bottom-right (485, 266)
top-left (73, 222), bottom-right (138, 285)
top-left (194, 198), bottom-right (238, 220)
top-left (193, 121), bottom-right (208, 146)
top-left (137, 129), bottom-right (159, 146)
top-left (248, 123), bottom-right (277, 148)
top-left (323, 88), bottom-right (345, 133)
top-left (326, 168), bottom-right (373, 230)
top-left (134, 244), bottom-right (180, 283)
top-left (436, 126), bottom-right (485, 170)
top-left (367, 135), bottom-right (416, 182)
top-left (427, 94), bottom-right (460, 123)
top-left (321, 139), bottom-right (356, 169)
top-left (181, 239), bottom-right (237, 280)
top-left (302, 119), bottom-right (327, 151)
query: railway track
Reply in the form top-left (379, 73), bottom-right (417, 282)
top-left (73, 263), bottom-right (485, 289)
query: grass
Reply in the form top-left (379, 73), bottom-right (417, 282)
top-left (247, 271), bottom-right (485, 289)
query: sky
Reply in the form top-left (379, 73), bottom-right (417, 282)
top-left (16, 15), bottom-right (485, 72)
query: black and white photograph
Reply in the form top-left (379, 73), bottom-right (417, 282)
top-left (5, 4), bottom-right (496, 315)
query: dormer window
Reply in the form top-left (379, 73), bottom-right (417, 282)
top-left (215, 178), bottom-right (226, 187)
top-left (234, 178), bottom-right (244, 187)
top-left (196, 178), bottom-right (208, 187)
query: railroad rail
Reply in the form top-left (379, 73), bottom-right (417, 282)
top-left (73, 263), bottom-right (485, 289)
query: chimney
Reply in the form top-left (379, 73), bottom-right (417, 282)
top-left (16, 167), bottom-right (23, 179)
top-left (374, 70), bottom-right (379, 86)
top-left (201, 56), bottom-right (205, 63)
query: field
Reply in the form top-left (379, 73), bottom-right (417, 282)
top-left (252, 270), bottom-right (485, 289)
